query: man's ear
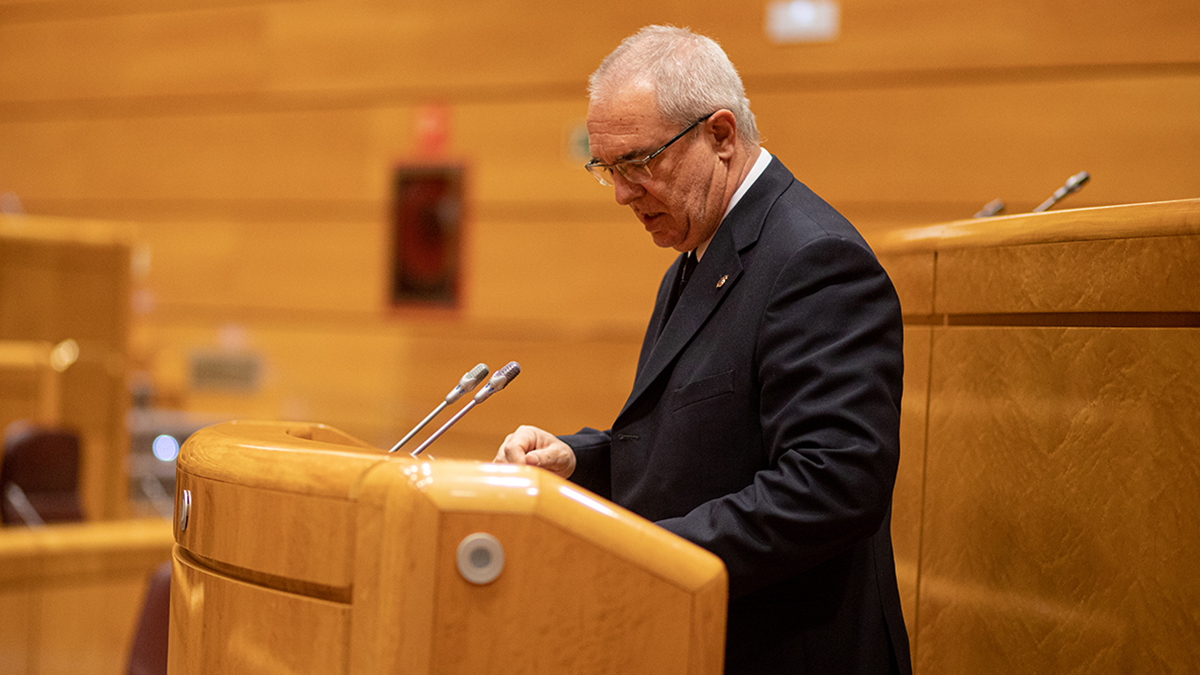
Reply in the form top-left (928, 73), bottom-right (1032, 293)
top-left (706, 109), bottom-right (739, 159)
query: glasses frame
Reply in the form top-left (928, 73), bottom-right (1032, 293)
top-left (584, 111), bottom-right (716, 186)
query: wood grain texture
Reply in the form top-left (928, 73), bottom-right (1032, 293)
top-left (5, 80), bottom-right (1198, 210)
top-left (892, 326), bottom-right (931, 649)
top-left (872, 199), bottom-right (1200, 314)
top-left (174, 471), bottom-right (358, 592)
top-left (349, 458), bottom-right (728, 675)
top-left (174, 421), bottom-right (380, 590)
top-left (4, 3), bottom-right (1197, 470)
top-left (874, 199), bottom-right (1200, 253)
top-left (917, 326), bottom-right (1200, 674)
top-left (432, 512), bottom-right (695, 675)
top-left (935, 234), bottom-right (1200, 314)
top-left (169, 549), bottom-right (352, 675)
top-left (175, 422), bottom-right (727, 674)
top-left (876, 252), bottom-right (935, 317)
top-left (872, 200), bottom-right (1200, 673)
top-left (2, 0), bottom-right (1197, 103)
top-left (0, 519), bottom-right (174, 675)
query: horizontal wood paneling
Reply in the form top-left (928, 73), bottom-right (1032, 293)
top-left (3, 1), bottom-right (1197, 105)
top-left (5, 76), bottom-right (1196, 222)
top-left (0, 7), bottom-right (266, 101)
top-left (134, 314), bottom-right (646, 455)
top-left (124, 214), bottom-right (673, 321)
top-left (752, 74), bottom-right (1200, 210)
top-left (2, 6), bottom-right (1198, 643)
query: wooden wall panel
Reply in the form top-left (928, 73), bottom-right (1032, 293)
top-left (753, 74), bottom-right (1200, 211)
top-left (134, 314), bottom-right (646, 456)
top-left (465, 216), bottom-right (676, 323)
top-left (0, 588), bottom-right (34, 675)
top-left (5, 75), bottom-right (1196, 233)
top-left (0, 340), bottom-right (57, 433)
top-left (391, 325), bottom-right (646, 460)
top-left (0, 8), bottom-right (266, 101)
top-left (2, 0), bottom-right (1197, 105)
top-left (918, 325), bottom-right (1200, 673)
top-left (133, 219), bottom-right (387, 313)
top-left (132, 319), bottom-right (408, 440)
top-left (0, 111), bottom-right (379, 202)
top-left (126, 212), bottom-right (672, 323)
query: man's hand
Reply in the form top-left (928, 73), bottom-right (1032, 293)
top-left (494, 425), bottom-right (577, 479)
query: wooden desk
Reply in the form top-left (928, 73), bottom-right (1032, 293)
top-left (874, 199), bottom-right (1200, 674)
top-left (1, 216), bottom-right (133, 521)
top-left (169, 421), bottom-right (728, 674)
top-left (0, 518), bottom-right (174, 675)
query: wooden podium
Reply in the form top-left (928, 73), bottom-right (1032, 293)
top-left (168, 421), bottom-right (727, 674)
top-left (872, 198), bottom-right (1200, 672)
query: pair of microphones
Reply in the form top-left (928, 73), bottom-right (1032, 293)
top-left (388, 361), bottom-right (521, 457)
top-left (974, 171), bottom-right (1090, 218)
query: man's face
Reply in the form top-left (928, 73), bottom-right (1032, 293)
top-left (586, 85), bottom-right (726, 252)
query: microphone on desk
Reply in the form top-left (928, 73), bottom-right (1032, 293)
top-left (1033, 171), bottom-right (1090, 213)
top-left (410, 361), bottom-right (521, 458)
top-left (973, 198), bottom-right (1006, 218)
top-left (388, 363), bottom-right (489, 453)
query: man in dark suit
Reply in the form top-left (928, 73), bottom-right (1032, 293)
top-left (495, 25), bottom-right (910, 675)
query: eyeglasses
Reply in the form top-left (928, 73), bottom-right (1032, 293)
top-left (584, 111), bottom-right (716, 187)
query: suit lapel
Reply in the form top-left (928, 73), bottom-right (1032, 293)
top-left (617, 157), bottom-right (795, 423)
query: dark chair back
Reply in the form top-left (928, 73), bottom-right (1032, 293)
top-left (127, 560), bottom-right (172, 675)
top-left (1, 421), bottom-right (85, 525)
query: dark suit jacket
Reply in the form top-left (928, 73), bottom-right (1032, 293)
top-left (561, 158), bottom-right (911, 675)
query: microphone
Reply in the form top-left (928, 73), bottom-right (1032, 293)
top-left (388, 363), bottom-right (489, 453)
top-left (973, 198), bottom-right (1006, 219)
top-left (411, 361), bottom-right (521, 457)
top-left (1032, 171), bottom-right (1090, 213)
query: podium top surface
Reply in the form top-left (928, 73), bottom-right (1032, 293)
top-left (872, 198), bottom-right (1200, 254)
top-left (176, 420), bottom-right (727, 593)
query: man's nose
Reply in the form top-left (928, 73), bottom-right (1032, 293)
top-left (613, 172), bottom-right (644, 206)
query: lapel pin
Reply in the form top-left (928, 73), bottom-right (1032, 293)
top-left (716, 275), bottom-right (728, 288)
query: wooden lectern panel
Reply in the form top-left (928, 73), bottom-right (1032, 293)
top-left (872, 198), bottom-right (1200, 673)
top-left (171, 552), bottom-right (351, 674)
top-left (170, 421), bottom-right (727, 675)
top-left (917, 325), bottom-right (1200, 673)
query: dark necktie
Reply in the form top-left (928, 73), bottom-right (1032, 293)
top-left (660, 252), bottom-right (698, 330)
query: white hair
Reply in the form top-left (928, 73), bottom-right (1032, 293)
top-left (588, 25), bottom-right (760, 146)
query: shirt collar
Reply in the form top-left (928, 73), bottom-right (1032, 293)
top-left (696, 147), bottom-right (773, 260)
